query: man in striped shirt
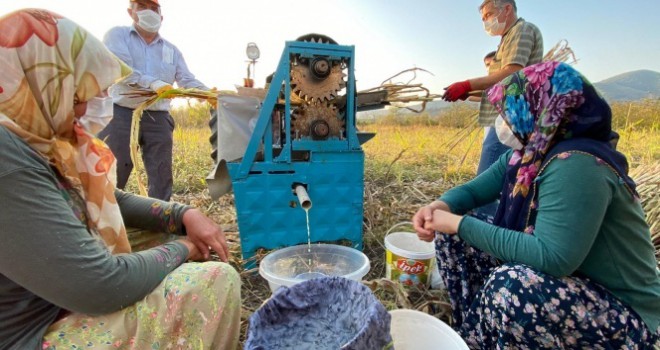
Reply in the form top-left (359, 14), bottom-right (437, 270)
top-left (443, 0), bottom-right (543, 221)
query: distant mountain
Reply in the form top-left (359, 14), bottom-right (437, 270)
top-left (357, 99), bottom-right (454, 120)
top-left (594, 70), bottom-right (660, 101)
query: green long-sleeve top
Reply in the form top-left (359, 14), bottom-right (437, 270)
top-left (0, 126), bottom-right (192, 350)
top-left (441, 151), bottom-right (660, 331)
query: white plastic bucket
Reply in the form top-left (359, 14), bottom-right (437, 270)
top-left (389, 309), bottom-right (469, 350)
top-left (384, 222), bottom-right (436, 288)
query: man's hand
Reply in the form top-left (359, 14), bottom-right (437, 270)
top-left (207, 87), bottom-right (218, 109)
top-left (443, 80), bottom-right (472, 102)
top-left (150, 80), bottom-right (174, 97)
top-left (181, 208), bottom-right (230, 262)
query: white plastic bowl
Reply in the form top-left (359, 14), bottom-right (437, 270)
top-left (259, 244), bottom-right (370, 292)
top-left (389, 309), bottom-right (469, 350)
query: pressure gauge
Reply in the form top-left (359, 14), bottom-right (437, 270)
top-left (246, 42), bottom-right (260, 60)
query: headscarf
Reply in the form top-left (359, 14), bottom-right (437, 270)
top-left (0, 9), bottom-right (133, 253)
top-left (487, 61), bottom-right (637, 233)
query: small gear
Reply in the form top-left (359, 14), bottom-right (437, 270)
top-left (291, 104), bottom-right (344, 139)
top-left (291, 64), bottom-right (346, 103)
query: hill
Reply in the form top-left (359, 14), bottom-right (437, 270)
top-left (594, 70), bottom-right (660, 101)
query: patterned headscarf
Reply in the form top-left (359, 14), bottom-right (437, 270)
top-left (0, 9), bottom-right (133, 253)
top-left (487, 61), bottom-right (637, 232)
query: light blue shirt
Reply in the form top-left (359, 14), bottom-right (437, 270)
top-left (103, 25), bottom-right (208, 111)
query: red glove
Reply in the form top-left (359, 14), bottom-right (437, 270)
top-left (443, 80), bottom-right (472, 102)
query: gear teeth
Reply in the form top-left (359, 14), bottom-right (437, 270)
top-left (291, 104), bottom-right (344, 138)
top-left (290, 64), bottom-right (345, 104)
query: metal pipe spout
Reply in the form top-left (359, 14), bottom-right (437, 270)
top-left (294, 185), bottom-right (312, 210)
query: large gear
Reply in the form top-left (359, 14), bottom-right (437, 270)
top-left (291, 104), bottom-right (344, 139)
top-left (291, 64), bottom-right (346, 103)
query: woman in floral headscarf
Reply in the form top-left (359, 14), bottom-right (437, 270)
top-left (0, 9), bottom-right (240, 350)
top-left (413, 62), bottom-right (659, 348)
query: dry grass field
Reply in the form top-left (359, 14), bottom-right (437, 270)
top-left (124, 99), bottom-right (659, 345)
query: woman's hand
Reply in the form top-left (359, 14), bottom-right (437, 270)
top-left (181, 208), bottom-right (230, 262)
top-left (177, 238), bottom-right (204, 261)
top-left (424, 209), bottom-right (463, 235)
top-left (413, 200), bottom-right (451, 242)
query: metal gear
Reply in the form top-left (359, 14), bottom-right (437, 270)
top-left (291, 64), bottom-right (346, 103)
top-left (291, 104), bottom-right (344, 138)
top-left (295, 33), bottom-right (338, 45)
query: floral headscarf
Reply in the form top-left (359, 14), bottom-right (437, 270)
top-left (0, 9), bottom-right (133, 253)
top-left (487, 61), bottom-right (637, 232)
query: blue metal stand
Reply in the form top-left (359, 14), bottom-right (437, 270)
top-left (227, 41), bottom-right (365, 267)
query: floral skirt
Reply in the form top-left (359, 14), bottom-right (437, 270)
top-left (434, 233), bottom-right (660, 349)
top-left (42, 262), bottom-right (241, 350)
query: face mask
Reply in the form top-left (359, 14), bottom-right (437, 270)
top-left (136, 9), bottom-right (161, 33)
top-left (484, 11), bottom-right (506, 36)
top-left (495, 115), bottom-right (524, 150)
top-left (79, 97), bottom-right (114, 134)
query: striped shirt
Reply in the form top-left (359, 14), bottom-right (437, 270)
top-left (103, 26), bottom-right (208, 111)
top-left (479, 18), bottom-right (543, 126)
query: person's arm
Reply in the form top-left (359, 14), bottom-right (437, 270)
top-left (457, 153), bottom-right (616, 277)
top-left (467, 64), bottom-right (523, 91)
top-left (439, 150), bottom-right (511, 214)
top-left (116, 190), bottom-right (230, 262)
top-left (0, 168), bottom-right (190, 315)
top-left (173, 46), bottom-right (208, 90)
top-left (103, 27), bottom-right (160, 89)
top-left (115, 189), bottom-right (190, 234)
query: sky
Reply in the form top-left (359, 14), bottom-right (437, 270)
top-left (3, 1), bottom-right (660, 96)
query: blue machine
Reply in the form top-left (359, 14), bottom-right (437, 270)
top-left (221, 39), bottom-right (372, 266)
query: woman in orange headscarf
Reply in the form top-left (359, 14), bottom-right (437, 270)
top-left (0, 9), bottom-right (240, 350)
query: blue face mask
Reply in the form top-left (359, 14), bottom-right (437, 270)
top-left (79, 96), bottom-right (113, 134)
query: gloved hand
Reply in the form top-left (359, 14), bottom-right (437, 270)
top-left (443, 80), bottom-right (472, 102)
top-left (150, 80), bottom-right (174, 97)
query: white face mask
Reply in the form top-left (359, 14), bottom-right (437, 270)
top-left (483, 11), bottom-right (506, 36)
top-left (79, 97), bottom-right (114, 134)
top-left (136, 9), bottom-right (161, 33)
top-left (495, 115), bottom-right (524, 150)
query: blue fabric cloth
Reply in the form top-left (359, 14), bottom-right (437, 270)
top-left (103, 25), bottom-right (207, 111)
top-left (245, 277), bottom-right (392, 350)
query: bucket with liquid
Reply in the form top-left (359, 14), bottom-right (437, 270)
top-left (384, 222), bottom-right (437, 288)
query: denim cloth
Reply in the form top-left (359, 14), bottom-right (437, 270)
top-left (98, 104), bottom-right (174, 201)
top-left (472, 127), bottom-right (509, 220)
top-left (245, 277), bottom-right (392, 350)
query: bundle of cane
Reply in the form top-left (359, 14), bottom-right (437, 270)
top-left (543, 39), bottom-right (578, 65)
top-left (359, 67), bottom-right (443, 113)
top-left (121, 88), bottom-right (222, 195)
